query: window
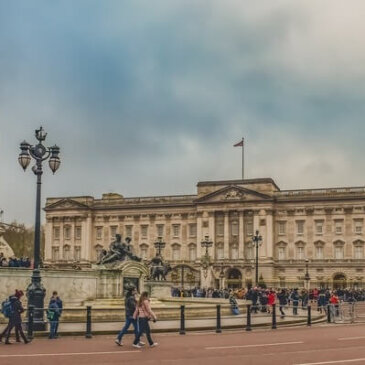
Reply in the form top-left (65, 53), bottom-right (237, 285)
top-left (297, 221), bottom-right (304, 235)
top-left (172, 224), bottom-right (180, 237)
top-left (74, 246), bottom-right (81, 261)
top-left (140, 244), bottom-right (148, 260)
top-left (335, 246), bottom-right (344, 259)
top-left (189, 224), bottom-right (197, 237)
top-left (188, 244), bottom-right (196, 261)
top-left (315, 221), bottom-right (323, 234)
top-left (216, 244), bottom-right (224, 260)
top-left (172, 244), bottom-right (181, 260)
top-left (278, 247), bottom-right (285, 260)
top-left (126, 225), bottom-right (133, 238)
top-left (245, 244), bottom-right (253, 260)
top-left (156, 224), bottom-right (164, 237)
top-left (335, 221), bottom-right (343, 235)
top-left (96, 227), bottom-right (103, 240)
top-left (95, 245), bottom-right (104, 261)
top-left (355, 220), bottom-right (363, 234)
top-left (141, 225), bottom-right (148, 238)
top-left (278, 222), bottom-right (286, 235)
top-left (230, 244), bottom-right (239, 260)
top-left (63, 245), bottom-right (71, 260)
top-left (355, 245), bottom-right (363, 259)
top-left (110, 226), bottom-right (117, 238)
top-left (316, 246), bottom-right (324, 259)
top-left (231, 221), bottom-right (239, 236)
top-left (296, 246), bottom-right (304, 260)
top-left (52, 247), bottom-right (59, 261)
top-left (53, 227), bottom-right (60, 240)
top-left (64, 226), bottom-right (71, 240)
top-left (217, 221), bottom-right (224, 236)
top-left (246, 221), bottom-right (253, 236)
top-left (75, 226), bottom-right (82, 240)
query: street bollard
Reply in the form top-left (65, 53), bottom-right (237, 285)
top-left (327, 304), bottom-right (331, 323)
top-left (307, 305), bottom-right (311, 326)
top-left (27, 305), bottom-right (34, 340)
top-left (216, 304), bottom-right (222, 333)
top-left (246, 304), bottom-right (252, 331)
top-left (179, 305), bottom-right (186, 335)
top-left (85, 306), bottom-right (92, 338)
top-left (272, 303), bottom-right (277, 329)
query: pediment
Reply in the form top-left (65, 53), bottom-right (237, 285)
top-left (45, 198), bottom-right (90, 211)
top-left (194, 185), bottom-right (272, 204)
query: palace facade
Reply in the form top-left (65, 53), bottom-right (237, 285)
top-left (44, 178), bottom-right (365, 289)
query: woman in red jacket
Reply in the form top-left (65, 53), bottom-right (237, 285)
top-left (267, 290), bottom-right (276, 314)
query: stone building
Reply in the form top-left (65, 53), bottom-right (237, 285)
top-left (44, 178), bottom-right (365, 289)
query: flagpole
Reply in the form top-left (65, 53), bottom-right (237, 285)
top-left (242, 137), bottom-right (244, 180)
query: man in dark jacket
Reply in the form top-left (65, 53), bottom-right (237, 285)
top-left (115, 287), bottom-right (144, 346)
top-left (49, 291), bottom-right (62, 338)
top-left (3, 290), bottom-right (29, 344)
top-left (277, 289), bottom-right (288, 317)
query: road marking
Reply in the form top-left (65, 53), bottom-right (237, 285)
top-left (293, 358), bottom-right (365, 365)
top-left (0, 350), bottom-right (141, 358)
top-left (205, 341), bottom-right (303, 350)
top-left (338, 336), bottom-right (365, 341)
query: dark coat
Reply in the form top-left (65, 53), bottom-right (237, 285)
top-left (9, 296), bottom-right (24, 325)
top-left (125, 295), bottom-right (137, 318)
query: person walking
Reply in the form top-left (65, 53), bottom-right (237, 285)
top-left (115, 287), bottom-right (144, 346)
top-left (277, 289), bottom-right (287, 317)
top-left (132, 291), bottom-right (158, 348)
top-left (290, 288), bottom-right (300, 315)
top-left (3, 290), bottom-right (29, 344)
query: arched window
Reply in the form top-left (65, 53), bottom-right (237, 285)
top-left (63, 245), bottom-right (71, 261)
top-left (140, 244), bottom-right (149, 260)
top-left (52, 247), bottom-right (59, 261)
top-left (216, 242), bottom-right (224, 260)
top-left (295, 241), bottom-right (306, 260)
top-left (353, 240), bottom-right (364, 259)
top-left (230, 244), bottom-right (239, 260)
top-left (334, 240), bottom-right (345, 259)
top-left (276, 241), bottom-right (287, 260)
top-left (314, 240), bottom-right (325, 259)
top-left (95, 244), bottom-right (104, 262)
top-left (245, 242), bottom-right (253, 260)
top-left (188, 244), bottom-right (196, 261)
top-left (172, 244), bottom-right (181, 261)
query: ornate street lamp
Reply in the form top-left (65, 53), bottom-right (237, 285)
top-left (304, 258), bottom-right (311, 290)
top-left (252, 230), bottom-right (262, 286)
top-left (18, 126), bottom-right (61, 330)
top-left (154, 236), bottom-right (166, 256)
top-left (201, 235), bottom-right (213, 278)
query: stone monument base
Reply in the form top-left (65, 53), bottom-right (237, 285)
top-left (144, 280), bottom-right (172, 298)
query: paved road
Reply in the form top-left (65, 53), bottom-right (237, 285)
top-left (2, 324), bottom-right (365, 365)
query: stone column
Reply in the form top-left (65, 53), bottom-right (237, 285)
top-left (266, 210), bottom-right (274, 259)
top-left (208, 212), bottom-right (215, 260)
top-left (83, 214), bottom-right (92, 262)
top-left (238, 210), bottom-right (244, 259)
top-left (224, 212), bottom-right (229, 259)
top-left (196, 212), bottom-right (203, 259)
top-left (44, 217), bottom-right (53, 261)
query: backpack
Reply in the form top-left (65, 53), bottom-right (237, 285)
top-left (1, 298), bottom-right (13, 318)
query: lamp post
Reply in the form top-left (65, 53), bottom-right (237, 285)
top-left (154, 236), bottom-right (166, 256)
top-left (201, 235), bottom-right (213, 279)
top-left (18, 127), bottom-right (61, 330)
top-left (304, 259), bottom-right (311, 290)
top-left (252, 230), bottom-right (262, 286)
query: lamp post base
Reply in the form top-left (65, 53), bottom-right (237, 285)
top-left (26, 269), bottom-right (46, 331)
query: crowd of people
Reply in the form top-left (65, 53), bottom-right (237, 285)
top-left (0, 253), bottom-right (31, 268)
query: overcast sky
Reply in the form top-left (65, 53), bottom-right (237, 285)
top-left (1, 0), bottom-right (365, 224)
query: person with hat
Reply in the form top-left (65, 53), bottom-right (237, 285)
top-left (3, 289), bottom-right (29, 344)
top-left (115, 286), bottom-right (144, 347)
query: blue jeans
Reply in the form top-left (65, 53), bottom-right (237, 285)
top-left (49, 320), bottom-right (59, 338)
top-left (117, 316), bottom-right (138, 342)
